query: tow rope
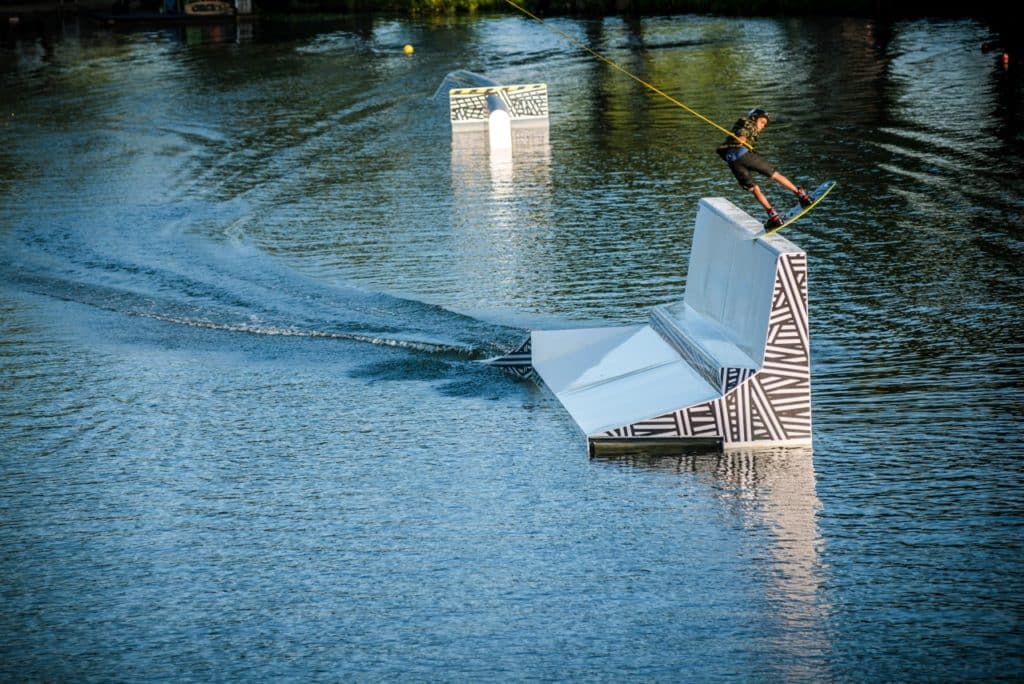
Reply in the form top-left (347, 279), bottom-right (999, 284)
top-left (501, 0), bottom-right (752, 150)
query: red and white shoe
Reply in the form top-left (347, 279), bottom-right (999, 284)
top-left (795, 186), bottom-right (812, 208)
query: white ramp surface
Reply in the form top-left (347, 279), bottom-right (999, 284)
top-left (531, 326), bottom-right (720, 435)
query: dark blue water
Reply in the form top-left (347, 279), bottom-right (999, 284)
top-left (1, 12), bottom-right (1022, 681)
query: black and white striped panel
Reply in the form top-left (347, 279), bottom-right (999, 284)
top-left (449, 91), bottom-right (489, 122)
top-left (601, 253), bottom-right (811, 444)
top-left (503, 84), bottom-right (548, 118)
top-left (449, 84), bottom-right (548, 123)
top-left (721, 366), bottom-right (757, 394)
top-left (484, 337), bottom-right (536, 379)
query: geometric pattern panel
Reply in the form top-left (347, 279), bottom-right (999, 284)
top-left (721, 366), bottom-right (758, 394)
top-left (484, 336), bottom-right (536, 380)
top-left (601, 252), bottom-right (811, 444)
top-left (449, 83), bottom-right (548, 123)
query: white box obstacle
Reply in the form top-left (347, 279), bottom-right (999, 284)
top-left (448, 82), bottom-right (549, 129)
top-left (489, 197), bottom-right (813, 450)
top-left (434, 71), bottom-right (549, 159)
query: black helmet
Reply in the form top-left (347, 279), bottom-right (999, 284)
top-left (747, 107), bottom-right (770, 122)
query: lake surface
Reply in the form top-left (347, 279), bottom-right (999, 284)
top-left (2, 11), bottom-right (1022, 681)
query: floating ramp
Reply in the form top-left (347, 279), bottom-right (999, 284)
top-left (433, 69), bottom-right (549, 129)
top-left (490, 197), bottom-right (812, 450)
top-left (447, 82), bottom-right (549, 129)
top-left (434, 70), bottom-right (549, 153)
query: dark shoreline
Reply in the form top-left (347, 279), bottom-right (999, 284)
top-left (2, 0), bottom-right (1019, 54)
top-left (0, 0), bottom-right (1016, 19)
top-left (247, 0), bottom-right (1016, 19)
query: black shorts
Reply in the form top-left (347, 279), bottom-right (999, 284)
top-left (725, 151), bottom-right (776, 190)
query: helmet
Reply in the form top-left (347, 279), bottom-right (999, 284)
top-left (747, 107), bottom-right (770, 122)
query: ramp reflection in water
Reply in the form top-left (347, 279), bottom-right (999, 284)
top-left (593, 445), bottom-right (828, 676)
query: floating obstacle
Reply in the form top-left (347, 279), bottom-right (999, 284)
top-left (434, 70), bottom-right (549, 152)
top-left (489, 197), bottom-right (813, 451)
top-left (448, 82), bottom-right (549, 128)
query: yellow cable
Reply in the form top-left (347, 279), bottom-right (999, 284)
top-left (501, 0), bottom-right (752, 149)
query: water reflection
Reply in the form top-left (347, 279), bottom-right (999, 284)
top-left (450, 124), bottom-right (552, 239)
top-left (164, 21), bottom-right (252, 45)
top-left (595, 446), bottom-right (829, 674)
top-left (451, 124), bottom-right (552, 191)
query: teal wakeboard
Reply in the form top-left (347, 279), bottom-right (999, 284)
top-left (755, 180), bottom-right (836, 239)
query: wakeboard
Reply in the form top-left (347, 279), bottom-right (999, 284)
top-left (755, 180), bottom-right (836, 239)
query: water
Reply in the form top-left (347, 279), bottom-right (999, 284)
top-left (2, 12), bottom-right (1022, 681)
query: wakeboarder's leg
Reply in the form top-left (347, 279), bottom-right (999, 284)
top-left (751, 185), bottom-right (783, 228)
top-left (771, 171), bottom-right (812, 207)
